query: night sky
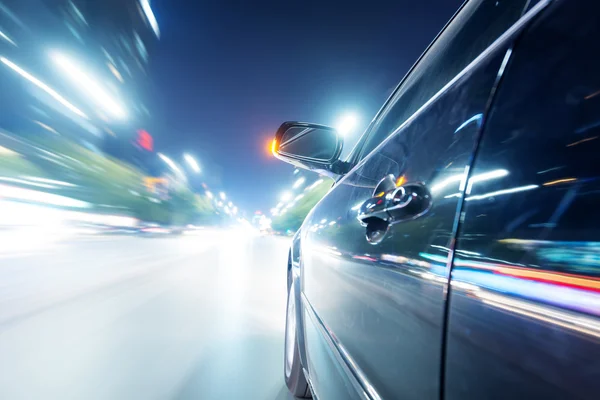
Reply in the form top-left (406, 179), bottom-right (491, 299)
top-left (148, 0), bottom-right (461, 214)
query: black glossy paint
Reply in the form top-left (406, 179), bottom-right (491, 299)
top-left (446, 1), bottom-right (600, 398)
top-left (299, 17), bottom-right (519, 400)
top-left (284, 0), bottom-right (600, 399)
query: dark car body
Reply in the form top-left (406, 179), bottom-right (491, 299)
top-left (275, 0), bottom-right (600, 399)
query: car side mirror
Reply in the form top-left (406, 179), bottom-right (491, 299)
top-left (272, 121), bottom-right (345, 176)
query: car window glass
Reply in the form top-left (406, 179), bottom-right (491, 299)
top-left (358, 0), bottom-right (528, 160)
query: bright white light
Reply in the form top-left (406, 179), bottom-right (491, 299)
top-left (466, 185), bottom-right (538, 202)
top-left (280, 191), bottom-right (292, 202)
top-left (1, 57), bottom-right (87, 118)
top-left (232, 206), bottom-right (238, 215)
top-left (50, 52), bottom-right (126, 119)
top-left (217, 201), bottom-right (223, 207)
top-left (335, 113), bottom-right (359, 136)
top-left (320, 218), bottom-right (327, 224)
top-left (293, 177), bottom-right (306, 189)
top-left (183, 153), bottom-right (200, 173)
top-left (430, 174), bottom-right (464, 194)
top-left (294, 194), bottom-right (304, 201)
top-left (224, 206), bottom-right (231, 214)
top-left (466, 169), bottom-right (509, 194)
top-left (220, 192), bottom-right (226, 200)
top-left (158, 153), bottom-right (184, 176)
top-left (0, 30), bottom-right (16, 46)
top-left (205, 191), bottom-right (213, 199)
top-left (351, 201), bottom-right (363, 211)
top-left (307, 179), bottom-right (324, 191)
top-left (431, 169), bottom-right (509, 194)
top-left (26, 176), bottom-right (76, 187)
top-left (228, 201), bottom-right (233, 208)
top-left (276, 202), bottom-right (283, 209)
top-left (329, 221), bottom-right (337, 226)
top-left (0, 184), bottom-right (90, 208)
top-left (140, 0), bottom-right (160, 38)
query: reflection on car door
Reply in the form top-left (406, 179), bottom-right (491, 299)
top-left (446, 1), bottom-right (600, 398)
top-left (300, 2), bottom-right (536, 398)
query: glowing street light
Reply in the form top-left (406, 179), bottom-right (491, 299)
top-left (140, 0), bottom-right (160, 38)
top-left (158, 153), bottom-right (184, 176)
top-left (50, 51), bottom-right (127, 119)
top-left (183, 153), bottom-right (201, 173)
top-left (219, 192), bottom-right (226, 200)
top-left (280, 191), bottom-right (292, 202)
top-left (1, 57), bottom-right (86, 119)
top-left (335, 112), bottom-right (359, 136)
top-left (293, 177), bottom-right (306, 189)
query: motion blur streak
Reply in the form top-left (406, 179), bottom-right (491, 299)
top-left (0, 57), bottom-right (87, 118)
top-left (0, 229), bottom-right (293, 399)
top-left (140, 0), bottom-right (160, 38)
top-left (50, 52), bottom-right (127, 119)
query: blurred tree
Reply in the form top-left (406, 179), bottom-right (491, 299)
top-left (271, 178), bottom-right (332, 232)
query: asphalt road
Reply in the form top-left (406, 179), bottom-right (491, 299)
top-left (0, 229), bottom-right (294, 400)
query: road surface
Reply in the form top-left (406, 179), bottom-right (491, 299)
top-left (0, 229), bottom-right (294, 400)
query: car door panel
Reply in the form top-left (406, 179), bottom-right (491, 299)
top-left (446, 1), bottom-right (600, 398)
top-left (301, 40), bottom-right (514, 400)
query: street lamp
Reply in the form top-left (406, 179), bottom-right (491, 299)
top-left (335, 112), bottom-right (359, 136)
top-left (183, 153), bottom-right (201, 173)
top-left (280, 191), bottom-right (292, 202)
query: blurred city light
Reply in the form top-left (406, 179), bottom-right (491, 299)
top-left (183, 153), bottom-right (201, 173)
top-left (1, 57), bottom-right (87, 119)
top-left (307, 179), bottom-right (324, 191)
top-left (0, 30), bottom-right (16, 46)
top-left (293, 177), bottom-right (306, 189)
top-left (280, 191), bottom-right (292, 202)
top-left (228, 201), bottom-right (233, 208)
top-left (220, 192), bottom-right (226, 200)
top-left (0, 184), bottom-right (90, 208)
top-left (50, 52), bottom-right (127, 119)
top-left (205, 191), bottom-right (214, 199)
top-left (158, 153), bottom-right (184, 176)
top-left (270, 138), bottom-right (277, 156)
top-left (335, 112), bottom-right (359, 136)
top-left (140, 0), bottom-right (160, 38)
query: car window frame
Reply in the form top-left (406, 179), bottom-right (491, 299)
top-left (345, 0), bottom-right (531, 166)
top-left (344, 0), bottom-right (469, 166)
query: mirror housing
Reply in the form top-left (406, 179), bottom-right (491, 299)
top-left (272, 121), bottom-right (347, 176)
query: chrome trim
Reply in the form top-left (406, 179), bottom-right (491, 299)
top-left (336, 0), bottom-right (552, 184)
top-left (302, 293), bottom-right (378, 400)
top-left (303, 368), bottom-right (317, 399)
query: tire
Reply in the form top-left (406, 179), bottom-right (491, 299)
top-left (284, 282), bottom-right (311, 398)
